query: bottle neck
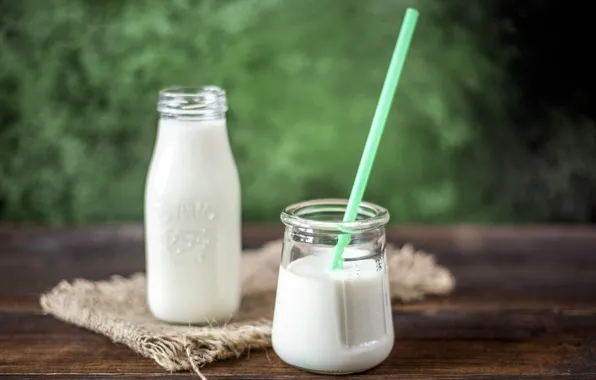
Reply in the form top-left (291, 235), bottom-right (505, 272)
top-left (159, 112), bottom-right (226, 122)
top-left (157, 117), bottom-right (228, 141)
top-left (155, 117), bottom-right (232, 156)
top-left (159, 113), bottom-right (227, 123)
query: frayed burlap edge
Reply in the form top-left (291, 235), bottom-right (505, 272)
top-left (40, 274), bottom-right (273, 377)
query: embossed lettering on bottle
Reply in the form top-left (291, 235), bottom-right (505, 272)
top-left (152, 200), bottom-right (216, 264)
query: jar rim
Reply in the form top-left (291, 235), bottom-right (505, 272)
top-left (280, 198), bottom-right (389, 233)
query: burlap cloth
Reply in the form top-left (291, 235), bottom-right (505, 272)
top-left (40, 240), bottom-right (454, 377)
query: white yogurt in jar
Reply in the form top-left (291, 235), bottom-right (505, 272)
top-left (271, 248), bottom-right (394, 374)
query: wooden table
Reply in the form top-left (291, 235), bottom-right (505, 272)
top-left (1, 225), bottom-right (596, 379)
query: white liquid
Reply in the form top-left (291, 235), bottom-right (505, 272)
top-left (145, 118), bottom-right (241, 324)
top-left (272, 249), bottom-right (394, 374)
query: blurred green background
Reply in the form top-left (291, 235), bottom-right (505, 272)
top-left (1, 0), bottom-right (595, 224)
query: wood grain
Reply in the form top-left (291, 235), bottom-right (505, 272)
top-left (1, 225), bottom-right (596, 378)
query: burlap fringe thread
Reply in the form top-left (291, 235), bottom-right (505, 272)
top-left (40, 240), bottom-right (455, 378)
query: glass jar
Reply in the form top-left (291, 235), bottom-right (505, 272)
top-left (271, 199), bottom-right (393, 375)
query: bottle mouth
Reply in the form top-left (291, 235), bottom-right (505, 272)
top-left (157, 85), bottom-right (228, 118)
top-left (281, 198), bottom-right (390, 234)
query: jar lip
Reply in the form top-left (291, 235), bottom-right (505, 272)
top-left (280, 198), bottom-right (389, 233)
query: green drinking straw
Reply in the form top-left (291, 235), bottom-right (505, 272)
top-left (330, 8), bottom-right (419, 270)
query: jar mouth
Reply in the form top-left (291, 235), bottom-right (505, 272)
top-left (281, 198), bottom-right (389, 234)
top-left (157, 85), bottom-right (228, 117)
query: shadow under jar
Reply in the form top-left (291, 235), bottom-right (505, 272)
top-left (271, 199), bottom-right (394, 375)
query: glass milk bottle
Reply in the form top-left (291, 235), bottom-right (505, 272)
top-left (272, 199), bottom-right (394, 374)
top-left (144, 86), bottom-right (241, 324)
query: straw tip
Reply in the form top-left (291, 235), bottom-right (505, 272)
top-left (405, 8), bottom-right (420, 20)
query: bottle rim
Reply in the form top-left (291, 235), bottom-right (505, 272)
top-left (157, 85), bottom-right (228, 117)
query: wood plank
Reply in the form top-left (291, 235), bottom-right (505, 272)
top-left (1, 225), bottom-right (595, 266)
top-left (4, 264), bottom-right (596, 313)
top-left (0, 309), bottom-right (594, 378)
top-left (1, 376), bottom-right (594, 380)
top-left (2, 224), bottom-right (596, 253)
top-left (1, 226), bottom-right (595, 312)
